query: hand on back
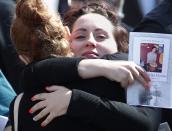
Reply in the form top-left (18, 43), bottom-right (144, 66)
top-left (29, 86), bottom-right (72, 127)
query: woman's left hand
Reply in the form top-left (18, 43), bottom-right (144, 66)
top-left (29, 85), bottom-right (72, 127)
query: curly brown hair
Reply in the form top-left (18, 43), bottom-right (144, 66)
top-left (11, 0), bottom-right (72, 62)
top-left (64, 1), bottom-right (128, 53)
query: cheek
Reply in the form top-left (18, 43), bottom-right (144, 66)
top-left (104, 39), bottom-right (118, 52)
top-left (97, 42), bottom-right (117, 55)
top-left (98, 47), bottom-right (112, 56)
top-left (95, 45), bottom-right (110, 57)
top-left (70, 41), bottom-right (82, 54)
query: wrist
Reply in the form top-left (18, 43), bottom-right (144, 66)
top-left (78, 59), bottom-right (107, 79)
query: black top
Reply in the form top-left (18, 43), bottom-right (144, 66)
top-left (9, 53), bottom-right (161, 131)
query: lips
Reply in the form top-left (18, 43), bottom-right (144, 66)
top-left (82, 51), bottom-right (99, 58)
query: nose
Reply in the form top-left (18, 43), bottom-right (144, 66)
top-left (86, 33), bottom-right (97, 47)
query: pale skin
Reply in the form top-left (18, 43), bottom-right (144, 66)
top-left (4, 125), bottom-right (12, 131)
top-left (23, 13), bottom-right (151, 127)
top-left (69, 13), bottom-right (118, 58)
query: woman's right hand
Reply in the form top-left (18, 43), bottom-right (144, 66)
top-left (78, 59), bottom-right (150, 88)
top-left (102, 60), bottom-right (150, 88)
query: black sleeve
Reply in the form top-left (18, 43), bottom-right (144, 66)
top-left (67, 89), bottom-right (161, 131)
top-left (22, 53), bottom-right (127, 92)
top-left (22, 57), bottom-right (83, 92)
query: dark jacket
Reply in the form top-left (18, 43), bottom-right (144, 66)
top-left (9, 53), bottom-right (161, 131)
top-left (134, 0), bottom-right (172, 34)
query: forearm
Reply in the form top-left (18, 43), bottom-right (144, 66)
top-left (22, 58), bottom-right (113, 90)
top-left (21, 57), bottom-right (83, 91)
top-left (67, 89), bottom-right (161, 131)
top-left (78, 59), bottom-right (107, 79)
top-left (78, 59), bottom-right (120, 80)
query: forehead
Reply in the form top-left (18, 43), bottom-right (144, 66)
top-left (72, 13), bottom-right (114, 32)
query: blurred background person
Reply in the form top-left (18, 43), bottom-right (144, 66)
top-left (0, 0), bottom-right (25, 94)
top-left (138, 0), bottom-right (163, 16)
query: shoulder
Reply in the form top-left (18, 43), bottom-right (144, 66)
top-left (101, 53), bottom-right (128, 61)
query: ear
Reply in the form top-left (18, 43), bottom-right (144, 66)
top-left (64, 26), bottom-right (71, 41)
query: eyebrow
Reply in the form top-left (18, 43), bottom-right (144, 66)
top-left (73, 28), bottom-right (87, 33)
top-left (74, 28), bottom-right (105, 32)
top-left (95, 28), bottom-right (105, 32)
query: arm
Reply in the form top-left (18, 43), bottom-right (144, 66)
top-left (30, 86), bottom-right (161, 131)
top-left (21, 57), bottom-right (83, 92)
top-left (22, 57), bottom-right (150, 92)
top-left (67, 89), bottom-right (161, 131)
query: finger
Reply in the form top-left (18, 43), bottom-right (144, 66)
top-left (129, 65), bottom-right (150, 88)
top-left (130, 65), bottom-right (150, 87)
top-left (121, 70), bottom-right (134, 88)
top-left (136, 66), bottom-right (151, 82)
top-left (29, 101), bottom-right (46, 114)
top-left (41, 113), bottom-right (54, 127)
top-left (33, 108), bottom-right (49, 122)
top-left (127, 65), bottom-right (140, 78)
top-left (127, 71), bottom-right (134, 86)
top-left (31, 93), bottom-right (48, 101)
top-left (46, 85), bottom-right (61, 92)
top-left (137, 74), bottom-right (150, 88)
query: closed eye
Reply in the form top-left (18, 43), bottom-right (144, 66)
top-left (97, 35), bottom-right (106, 39)
top-left (96, 34), bottom-right (107, 41)
top-left (75, 35), bottom-right (86, 40)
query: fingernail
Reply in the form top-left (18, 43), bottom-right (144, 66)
top-left (33, 117), bottom-right (37, 121)
top-left (144, 83), bottom-right (150, 88)
top-left (28, 109), bottom-right (33, 114)
top-left (31, 96), bottom-right (35, 101)
top-left (41, 123), bottom-right (45, 127)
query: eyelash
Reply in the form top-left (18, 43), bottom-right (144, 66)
top-left (97, 35), bottom-right (106, 39)
top-left (74, 34), bottom-right (107, 40)
top-left (75, 35), bottom-right (86, 39)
